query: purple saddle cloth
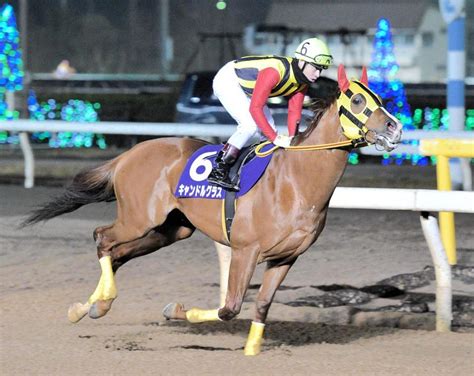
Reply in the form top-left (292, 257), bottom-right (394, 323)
top-left (175, 144), bottom-right (274, 199)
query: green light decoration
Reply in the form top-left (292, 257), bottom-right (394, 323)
top-left (216, 1), bottom-right (227, 10)
top-left (466, 109), bottom-right (474, 131)
top-left (26, 90), bottom-right (106, 149)
top-left (0, 5), bottom-right (106, 148)
top-left (347, 152), bottom-right (359, 165)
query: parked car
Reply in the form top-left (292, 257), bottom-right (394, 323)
top-left (175, 71), bottom-right (338, 129)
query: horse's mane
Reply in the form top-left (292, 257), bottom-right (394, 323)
top-left (297, 87), bottom-right (340, 141)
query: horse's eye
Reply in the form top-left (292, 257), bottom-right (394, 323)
top-left (352, 95), bottom-right (363, 105)
top-left (350, 94), bottom-right (367, 114)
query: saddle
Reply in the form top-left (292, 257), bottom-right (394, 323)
top-left (226, 144), bottom-right (258, 189)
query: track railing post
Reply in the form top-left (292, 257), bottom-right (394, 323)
top-left (420, 212), bottom-right (452, 332)
top-left (420, 139), bottom-right (474, 265)
top-left (19, 132), bottom-right (34, 188)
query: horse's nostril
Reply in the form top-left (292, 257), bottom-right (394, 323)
top-left (386, 120), bottom-right (397, 131)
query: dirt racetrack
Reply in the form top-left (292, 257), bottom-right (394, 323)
top-left (1, 176), bottom-right (473, 375)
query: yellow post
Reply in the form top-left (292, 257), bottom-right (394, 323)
top-left (420, 139), bottom-right (474, 265)
top-left (436, 155), bottom-right (456, 265)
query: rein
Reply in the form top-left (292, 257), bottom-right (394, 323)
top-left (255, 139), bottom-right (359, 157)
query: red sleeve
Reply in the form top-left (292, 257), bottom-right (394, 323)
top-left (249, 67), bottom-right (280, 141)
top-left (287, 86), bottom-right (308, 136)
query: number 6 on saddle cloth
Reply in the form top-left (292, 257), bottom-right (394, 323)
top-left (175, 143), bottom-right (274, 200)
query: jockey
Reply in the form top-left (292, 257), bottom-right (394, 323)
top-left (207, 37), bottom-right (333, 191)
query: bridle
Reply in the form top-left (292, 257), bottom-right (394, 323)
top-left (336, 79), bottom-right (386, 149)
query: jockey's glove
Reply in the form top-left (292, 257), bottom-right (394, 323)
top-left (273, 134), bottom-right (293, 148)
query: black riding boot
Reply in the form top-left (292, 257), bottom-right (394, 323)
top-left (208, 143), bottom-right (240, 191)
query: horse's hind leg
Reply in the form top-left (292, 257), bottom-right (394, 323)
top-left (68, 211), bottom-right (195, 323)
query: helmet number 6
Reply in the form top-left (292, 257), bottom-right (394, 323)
top-left (300, 42), bottom-right (309, 56)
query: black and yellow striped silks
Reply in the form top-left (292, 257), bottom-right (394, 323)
top-left (234, 55), bottom-right (305, 98)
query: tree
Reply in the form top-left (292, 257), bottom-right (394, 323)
top-left (0, 3), bottom-right (23, 125)
top-left (368, 18), bottom-right (413, 130)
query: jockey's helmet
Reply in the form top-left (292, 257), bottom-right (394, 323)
top-left (294, 38), bottom-right (333, 69)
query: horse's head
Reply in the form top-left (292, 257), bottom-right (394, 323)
top-left (336, 64), bottom-right (402, 151)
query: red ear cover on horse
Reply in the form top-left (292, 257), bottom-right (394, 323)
top-left (337, 64), bottom-right (350, 92)
top-left (360, 66), bottom-right (369, 86)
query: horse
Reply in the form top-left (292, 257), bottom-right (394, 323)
top-left (23, 65), bottom-right (402, 356)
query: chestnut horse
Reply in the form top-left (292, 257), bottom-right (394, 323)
top-left (24, 65), bottom-right (402, 355)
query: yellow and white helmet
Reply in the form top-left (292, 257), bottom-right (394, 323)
top-left (294, 38), bottom-right (333, 69)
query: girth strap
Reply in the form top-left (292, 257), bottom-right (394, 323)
top-left (223, 191), bottom-right (236, 243)
top-left (221, 144), bottom-right (258, 243)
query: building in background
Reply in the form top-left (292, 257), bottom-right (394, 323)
top-left (245, 0), bottom-right (460, 83)
top-left (7, 0), bottom-right (473, 83)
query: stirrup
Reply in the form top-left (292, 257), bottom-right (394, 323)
top-left (208, 176), bottom-right (240, 192)
top-left (208, 169), bottom-right (225, 181)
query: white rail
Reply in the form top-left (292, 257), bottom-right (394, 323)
top-left (330, 187), bottom-right (474, 213)
top-left (2, 120), bottom-right (472, 189)
top-left (1, 120), bottom-right (242, 138)
top-left (2, 120), bottom-right (473, 139)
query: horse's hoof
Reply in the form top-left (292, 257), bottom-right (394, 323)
top-left (68, 302), bottom-right (90, 323)
top-left (88, 299), bottom-right (114, 319)
top-left (162, 302), bottom-right (184, 320)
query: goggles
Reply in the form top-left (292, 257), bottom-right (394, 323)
top-left (313, 54), bottom-right (333, 68)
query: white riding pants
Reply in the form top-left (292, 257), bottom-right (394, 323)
top-left (213, 61), bottom-right (276, 149)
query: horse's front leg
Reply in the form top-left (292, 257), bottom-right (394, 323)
top-left (68, 255), bottom-right (117, 323)
top-left (244, 259), bottom-right (295, 356)
top-left (163, 246), bottom-right (258, 323)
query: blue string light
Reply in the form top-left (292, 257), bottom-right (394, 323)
top-left (366, 18), bottom-right (424, 166)
top-left (0, 4), bottom-right (23, 94)
top-left (0, 3), bottom-right (23, 129)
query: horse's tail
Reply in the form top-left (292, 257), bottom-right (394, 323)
top-left (21, 160), bottom-right (117, 227)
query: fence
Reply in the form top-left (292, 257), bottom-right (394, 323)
top-left (2, 120), bottom-right (473, 189)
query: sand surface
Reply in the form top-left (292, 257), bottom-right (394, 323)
top-left (1, 181), bottom-right (473, 375)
